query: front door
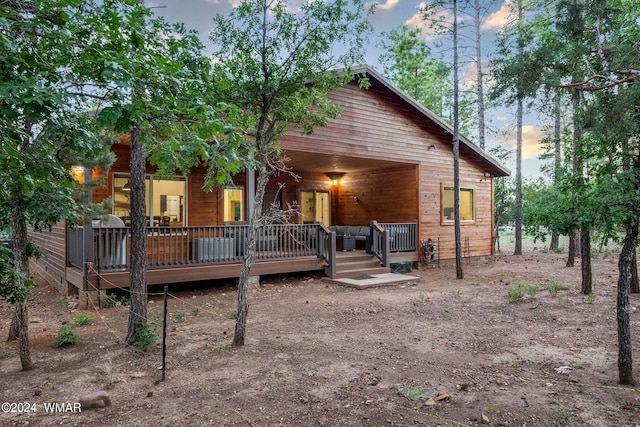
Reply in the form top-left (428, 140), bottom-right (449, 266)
top-left (300, 190), bottom-right (330, 225)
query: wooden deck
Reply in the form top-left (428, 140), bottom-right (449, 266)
top-left (68, 255), bottom-right (327, 290)
top-left (64, 222), bottom-right (419, 291)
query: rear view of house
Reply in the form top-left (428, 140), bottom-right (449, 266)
top-left (30, 66), bottom-right (509, 300)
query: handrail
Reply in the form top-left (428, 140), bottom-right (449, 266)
top-left (370, 221), bottom-right (390, 267)
top-left (378, 220), bottom-right (419, 253)
top-left (68, 223), bottom-right (327, 272)
top-left (316, 223), bottom-right (336, 278)
top-left (67, 221), bottom-right (418, 274)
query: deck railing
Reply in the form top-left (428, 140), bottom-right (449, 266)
top-left (68, 223), bottom-right (323, 272)
top-left (370, 220), bottom-right (419, 267)
top-left (379, 220), bottom-right (419, 253)
top-left (67, 220), bottom-right (419, 274)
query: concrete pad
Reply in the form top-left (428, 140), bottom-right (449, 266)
top-left (326, 273), bottom-right (421, 289)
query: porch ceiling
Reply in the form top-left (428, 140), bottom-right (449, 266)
top-left (283, 150), bottom-right (411, 174)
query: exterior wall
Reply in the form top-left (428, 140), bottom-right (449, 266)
top-left (29, 222), bottom-right (71, 295)
top-left (279, 81), bottom-right (496, 260)
top-left (28, 72), bottom-right (501, 294)
top-left (335, 165), bottom-right (418, 226)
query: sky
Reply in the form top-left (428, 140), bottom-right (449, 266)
top-left (150, 0), bottom-right (549, 180)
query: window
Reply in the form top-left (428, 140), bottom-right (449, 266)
top-left (442, 186), bottom-right (474, 222)
top-left (113, 173), bottom-right (187, 226)
top-left (299, 190), bottom-right (330, 225)
top-left (224, 186), bottom-right (244, 222)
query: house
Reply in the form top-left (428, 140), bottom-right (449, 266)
top-left (30, 65), bottom-right (509, 301)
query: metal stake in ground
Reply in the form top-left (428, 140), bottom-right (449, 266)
top-left (162, 285), bottom-right (168, 381)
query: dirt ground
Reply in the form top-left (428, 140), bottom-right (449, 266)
top-left (1, 243), bottom-right (640, 427)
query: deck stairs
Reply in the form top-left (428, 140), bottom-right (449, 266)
top-left (328, 251), bottom-right (390, 279)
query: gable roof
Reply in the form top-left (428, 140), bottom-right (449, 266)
top-left (350, 65), bottom-right (510, 178)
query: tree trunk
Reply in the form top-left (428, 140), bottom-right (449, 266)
top-left (567, 89), bottom-right (583, 268)
top-left (631, 247), bottom-right (639, 294)
top-left (549, 95), bottom-right (561, 253)
top-left (16, 301), bottom-right (32, 370)
top-left (514, 95), bottom-right (523, 256)
top-left (566, 230), bottom-right (577, 267)
top-left (474, 0), bottom-right (485, 150)
top-left (617, 219), bottom-right (637, 385)
top-left (513, 0), bottom-right (524, 257)
top-left (10, 198), bottom-right (33, 370)
top-left (580, 230), bottom-right (592, 294)
top-left (125, 125), bottom-right (148, 345)
top-left (452, 0), bottom-right (463, 279)
top-left (234, 161), bottom-right (269, 346)
top-left (7, 308), bottom-right (18, 341)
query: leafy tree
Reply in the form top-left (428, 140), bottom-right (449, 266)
top-left (209, 0), bottom-right (374, 346)
top-left (510, 0), bottom-right (640, 385)
top-left (468, 0), bottom-right (498, 150)
top-left (378, 25), bottom-right (451, 117)
top-left (0, 0), bottom-right (114, 369)
top-left (488, 146), bottom-right (514, 252)
top-left (489, 0), bottom-right (537, 257)
top-left (81, 0), bottom-right (237, 346)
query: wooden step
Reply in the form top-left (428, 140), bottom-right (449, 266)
top-left (327, 253), bottom-right (390, 279)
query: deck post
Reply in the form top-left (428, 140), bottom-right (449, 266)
top-left (326, 231), bottom-right (336, 278)
top-left (381, 229), bottom-right (390, 267)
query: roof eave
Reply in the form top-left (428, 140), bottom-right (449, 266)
top-left (349, 65), bottom-right (511, 178)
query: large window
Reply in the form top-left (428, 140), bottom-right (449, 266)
top-left (113, 173), bottom-right (187, 226)
top-left (224, 186), bottom-right (244, 222)
top-left (442, 186), bottom-right (474, 222)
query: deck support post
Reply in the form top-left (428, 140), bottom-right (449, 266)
top-left (246, 275), bottom-right (260, 290)
top-left (79, 290), bottom-right (100, 310)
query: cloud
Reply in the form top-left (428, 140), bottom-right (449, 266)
top-left (503, 125), bottom-right (546, 159)
top-left (483, 0), bottom-right (512, 30)
top-left (378, 0), bottom-right (400, 11)
top-left (404, 5), bottom-right (453, 42)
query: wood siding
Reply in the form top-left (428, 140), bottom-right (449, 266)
top-left (30, 70), bottom-right (502, 294)
top-left (29, 222), bottom-right (70, 295)
top-left (279, 81), bottom-right (496, 260)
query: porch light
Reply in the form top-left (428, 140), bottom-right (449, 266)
top-left (325, 172), bottom-right (345, 185)
top-left (480, 172), bottom-right (491, 182)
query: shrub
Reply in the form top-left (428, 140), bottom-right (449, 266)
top-left (507, 283), bottom-right (538, 302)
top-left (73, 312), bottom-right (91, 326)
top-left (507, 284), bottom-right (525, 302)
top-left (545, 281), bottom-right (570, 296)
top-left (397, 385), bottom-right (428, 401)
top-left (134, 325), bottom-right (157, 353)
top-left (53, 324), bottom-right (81, 348)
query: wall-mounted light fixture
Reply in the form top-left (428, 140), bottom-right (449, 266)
top-left (325, 172), bottom-right (345, 186)
top-left (122, 180), bottom-right (131, 191)
top-left (428, 144), bottom-right (436, 150)
top-left (480, 172), bottom-right (491, 182)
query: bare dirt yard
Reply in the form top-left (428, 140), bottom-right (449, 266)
top-left (2, 245), bottom-right (640, 426)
